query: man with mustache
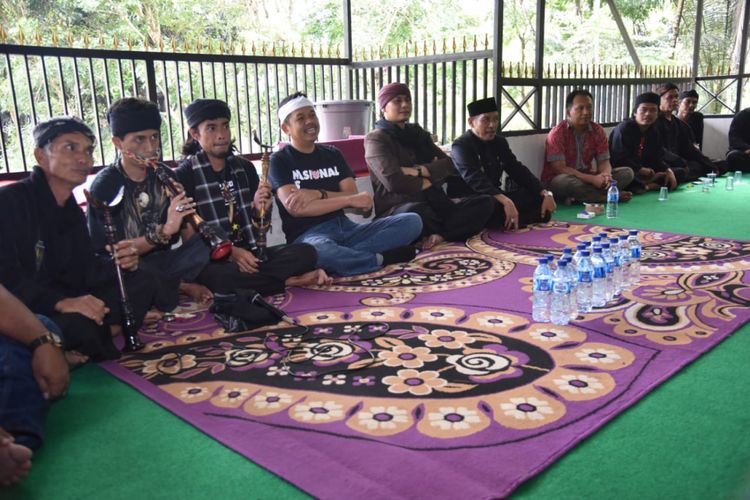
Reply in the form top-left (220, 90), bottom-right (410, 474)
top-left (174, 98), bottom-right (328, 295)
top-left (87, 98), bottom-right (212, 310)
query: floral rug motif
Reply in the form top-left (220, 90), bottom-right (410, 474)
top-left (103, 223), bottom-right (750, 499)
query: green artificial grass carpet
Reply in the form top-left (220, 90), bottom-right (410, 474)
top-left (6, 179), bottom-right (750, 500)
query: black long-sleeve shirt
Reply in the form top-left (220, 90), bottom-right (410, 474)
top-left (0, 167), bottom-right (107, 315)
top-left (728, 107), bottom-right (750, 151)
top-left (449, 130), bottom-right (542, 198)
top-left (609, 119), bottom-right (668, 173)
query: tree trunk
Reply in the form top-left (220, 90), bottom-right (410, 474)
top-left (670, 0), bottom-right (685, 58)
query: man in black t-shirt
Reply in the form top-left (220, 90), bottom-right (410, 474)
top-left (269, 92), bottom-right (423, 276)
top-left (175, 98), bottom-right (327, 295)
top-left (727, 107), bottom-right (750, 173)
top-left (87, 98), bottom-right (211, 309)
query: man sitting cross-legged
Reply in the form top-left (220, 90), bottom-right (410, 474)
top-left (0, 117), bottom-right (156, 361)
top-left (175, 98), bottom-right (329, 295)
top-left (0, 284), bottom-right (68, 486)
top-left (542, 89), bottom-right (634, 204)
top-left (609, 92), bottom-right (679, 193)
top-left (269, 92), bottom-right (423, 277)
top-left (88, 98), bottom-right (213, 312)
top-left (450, 96), bottom-right (556, 231)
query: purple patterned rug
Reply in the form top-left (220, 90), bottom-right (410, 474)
top-left (102, 222), bottom-right (750, 499)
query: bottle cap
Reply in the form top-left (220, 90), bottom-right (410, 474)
top-left (577, 243), bottom-right (587, 250)
top-left (629, 230), bottom-right (638, 235)
top-left (582, 250), bottom-right (590, 257)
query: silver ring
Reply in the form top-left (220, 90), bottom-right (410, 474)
top-left (176, 204), bottom-right (185, 213)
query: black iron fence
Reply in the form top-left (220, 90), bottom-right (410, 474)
top-left (1, 41), bottom-right (747, 177)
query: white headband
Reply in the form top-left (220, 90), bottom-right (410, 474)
top-left (278, 96), bottom-right (315, 122)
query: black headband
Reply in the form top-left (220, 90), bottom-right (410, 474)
top-left (108, 106), bottom-right (162, 138)
top-left (184, 99), bottom-right (231, 128)
top-left (33, 116), bottom-right (95, 148)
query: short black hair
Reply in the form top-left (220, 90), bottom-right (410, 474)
top-left (278, 91), bottom-right (309, 124)
top-left (565, 89), bottom-right (594, 110)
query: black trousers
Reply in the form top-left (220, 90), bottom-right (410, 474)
top-left (487, 190), bottom-right (551, 229)
top-left (727, 150), bottom-right (750, 173)
top-left (390, 194), bottom-right (495, 242)
top-left (196, 243), bottom-right (317, 296)
top-left (51, 266), bottom-right (161, 361)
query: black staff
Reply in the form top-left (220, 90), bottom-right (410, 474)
top-left (84, 189), bottom-right (144, 352)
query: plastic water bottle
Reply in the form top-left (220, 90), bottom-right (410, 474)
top-left (601, 242), bottom-right (615, 301)
top-left (627, 230), bottom-right (641, 286)
top-left (606, 181), bottom-right (619, 219)
top-left (573, 243), bottom-right (587, 267)
top-left (532, 258), bottom-right (552, 322)
top-left (576, 250), bottom-right (593, 313)
top-left (562, 247), bottom-right (573, 261)
top-left (550, 260), bottom-right (571, 326)
top-left (545, 254), bottom-right (556, 272)
top-left (561, 257), bottom-right (578, 320)
top-left (609, 237), bottom-right (623, 298)
top-left (591, 247), bottom-right (607, 307)
top-left (619, 234), bottom-right (631, 288)
top-left (591, 235), bottom-right (602, 252)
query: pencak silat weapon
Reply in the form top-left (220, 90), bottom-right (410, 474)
top-left (84, 187), bottom-right (144, 352)
top-left (123, 150), bottom-right (233, 261)
top-left (251, 131), bottom-right (273, 263)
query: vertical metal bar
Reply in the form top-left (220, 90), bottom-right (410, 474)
top-left (199, 61), bottom-right (206, 97)
top-left (283, 62), bottom-right (290, 97)
top-left (86, 57), bottom-right (105, 164)
top-left (472, 58), bottom-right (478, 102)
top-left (312, 64), bottom-right (318, 101)
top-left (145, 58), bottom-right (158, 103)
top-left (211, 62), bottom-right (217, 97)
top-left (73, 57), bottom-right (84, 117)
top-left (102, 58), bottom-right (113, 109)
top-left (40, 56), bottom-right (53, 117)
top-left (264, 63), bottom-right (272, 144)
top-left (253, 63), bottom-right (263, 150)
top-left (422, 63), bottom-right (428, 128)
top-left (56, 56), bottom-right (69, 115)
top-left (303, 63), bottom-right (308, 95)
top-left (233, 62), bottom-right (243, 152)
top-left (293, 62), bottom-right (299, 92)
top-left (493, 0), bottom-right (503, 105)
top-left (187, 61), bottom-right (194, 101)
top-left (129, 59), bottom-right (138, 96)
top-left (414, 63), bottom-right (419, 123)
top-left (343, 0), bottom-right (353, 98)
top-left (23, 55), bottom-right (38, 124)
top-left (175, 61), bottom-right (186, 145)
top-left (338, 64), bottom-right (343, 99)
top-left (222, 62), bottom-right (229, 103)
top-left (117, 59), bottom-right (126, 97)
top-left (243, 63), bottom-right (253, 154)
top-left (432, 62), bottom-right (438, 139)
top-left (484, 57), bottom-right (489, 98)
top-left (441, 61), bottom-right (447, 142)
top-left (734, 0), bottom-right (749, 112)
top-left (461, 59), bottom-right (467, 135)
top-left (451, 60), bottom-right (457, 140)
top-left (329, 64), bottom-right (335, 99)
top-left (534, 0), bottom-right (545, 130)
top-left (274, 63), bottom-right (281, 140)
top-left (2, 54), bottom-right (19, 171)
top-left (160, 60), bottom-right (175, 160)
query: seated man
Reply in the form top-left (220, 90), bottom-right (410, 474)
top-left (727, 107), bottom-right (750, 173)
top-left (269, 92), bottom-right (423, 276)
top-left (0, 284), bottom-right (68, 485)
top-left (654, 83), bottom-right (714, 181)
top-left (0, 117), bottom-right (152, 361)
top-left (88, 97), bottom-right (211, 309)
top-left (541, 89), bottom-right (634, 205)
top-left (365, 83), bottom-right (495, 244)
top-left (174, 98), bottom-right (328, 295)
top-left (610, 92), bottom-right (679, 192)
top-left (450, 96), bottom-right (556, 231)
top-left (677, 89), bottom-right (704, 150)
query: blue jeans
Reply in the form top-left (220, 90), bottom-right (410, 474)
top-left (295, 213), bottom-right (422, 276)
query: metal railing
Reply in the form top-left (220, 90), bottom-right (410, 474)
top-left (1, 41), bottom-right (748, 178)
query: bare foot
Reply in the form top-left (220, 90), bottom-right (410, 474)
top-left (620, 190), bottom-right (633, 202)
top-left (143, 309), bottom-right (164, 325)
top-left (421, 234), bottom-right (445, 250)
top-left (0, 431), bottom-right (32, 487)
top-left (179, 283), bottom-right (214, 304)
top-left (285, 269), bottom-right (333, 287)
top-left (64, 350), bottom-right (89, 368)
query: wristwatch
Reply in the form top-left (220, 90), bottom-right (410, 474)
top-left (29, 330), bottom-right (63, 352)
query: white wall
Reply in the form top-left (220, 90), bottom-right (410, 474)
top-left (703, 116), bottom-right (732, 160)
